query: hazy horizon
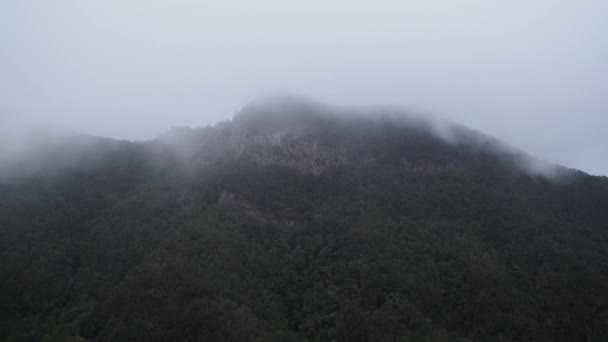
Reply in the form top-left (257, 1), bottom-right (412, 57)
top-left (2, 1), bottom-right (607, 175)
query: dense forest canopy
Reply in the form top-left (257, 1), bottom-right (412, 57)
top-left (1, 97), bottom-right (607, 341)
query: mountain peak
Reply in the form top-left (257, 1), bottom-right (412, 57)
top-left (147, 96), bottom-right (571, 179)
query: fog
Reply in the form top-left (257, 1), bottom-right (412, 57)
top-left (2, 1), bottom-right (607, 175)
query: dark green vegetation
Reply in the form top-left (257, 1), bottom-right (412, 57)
top-left (1, 99), bottom-right (608, 341)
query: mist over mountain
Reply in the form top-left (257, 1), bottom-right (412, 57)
top-left (1, 97), bottom-right (607, 341)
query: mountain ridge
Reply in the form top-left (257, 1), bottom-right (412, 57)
top-left (149, 96), bottom-right (573, 180)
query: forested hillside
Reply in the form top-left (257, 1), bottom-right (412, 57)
top-left (1, 98), bottom-right (607, 341)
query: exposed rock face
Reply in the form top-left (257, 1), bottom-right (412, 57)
top-left (216, 95), bottom-right (349, 174)
top-left (223, 131), bottom-right (347, 175)
top-left (218, 190), bottom-right (296, 226)
top-left (158, 97), bottom-right (353, 175)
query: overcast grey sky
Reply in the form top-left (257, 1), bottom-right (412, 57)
top-left (1, 1), bottom-right (607, 175)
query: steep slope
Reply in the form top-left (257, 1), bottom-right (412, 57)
top-left (1, 97), bottom-right (607, 342)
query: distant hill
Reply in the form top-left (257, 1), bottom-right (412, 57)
top-left (1, 96), bottom-right (607, 341)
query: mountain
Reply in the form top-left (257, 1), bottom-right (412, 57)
top-left (1, 96), bottom-right (607, 342)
